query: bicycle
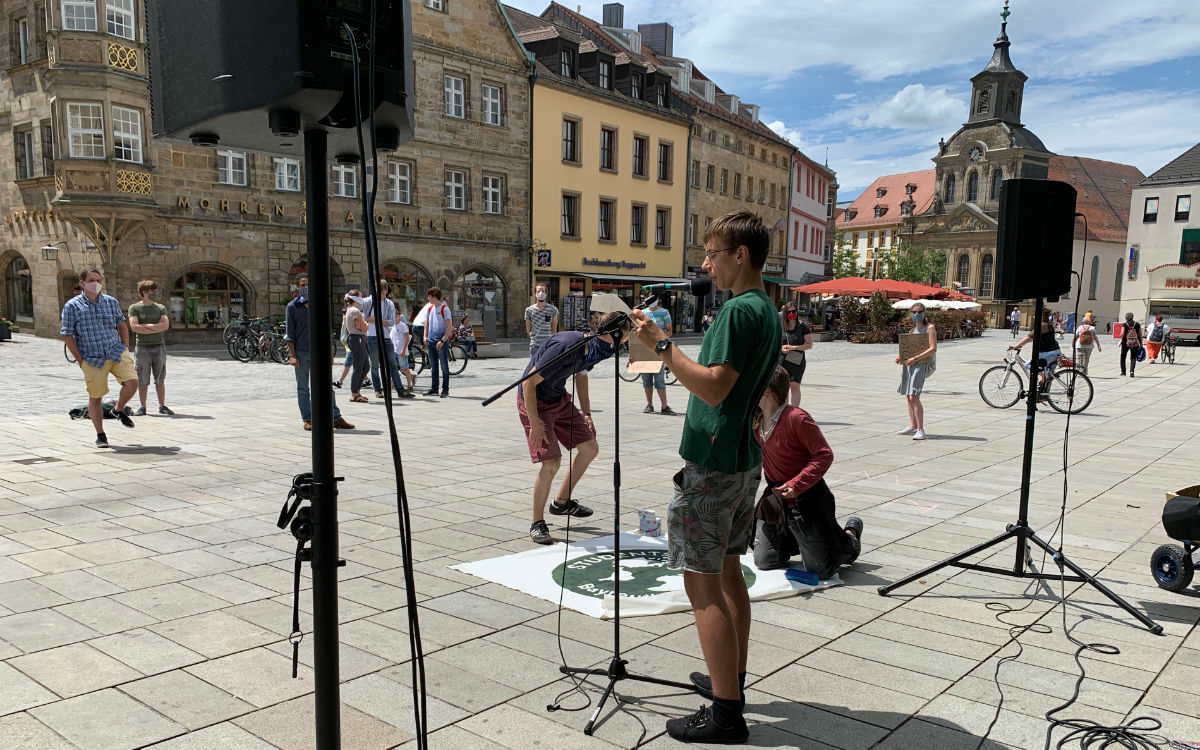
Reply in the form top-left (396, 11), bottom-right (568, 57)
top-left (978, 347), bottom-right (1093, 415)
top-left (1161, 335), bottom-right (1183, 364)
top-left (617, 342), bottom-right (677, 385)
top-left (407, 341), bottom-right (468, 376)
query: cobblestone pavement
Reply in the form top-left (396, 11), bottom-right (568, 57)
top-left (1, 329), bottom-right (1199, 749)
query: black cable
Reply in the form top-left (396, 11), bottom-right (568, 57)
top-left (343, 17), bottom-right (428, 749)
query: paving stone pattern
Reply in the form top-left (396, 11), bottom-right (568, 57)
top-left (0, 330), bottom-right (1198, 748)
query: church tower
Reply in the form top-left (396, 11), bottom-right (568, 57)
top-left (928, 1), bottom-right (1052, 218)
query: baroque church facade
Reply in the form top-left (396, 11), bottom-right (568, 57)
top-left (910, 7), bottom-right (1138, 327)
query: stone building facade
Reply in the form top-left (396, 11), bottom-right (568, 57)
top-left (1, 0), bottom-right (532, 340)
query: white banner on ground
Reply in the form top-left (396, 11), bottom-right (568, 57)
top-left (451, 532), bottom-right (842, 619)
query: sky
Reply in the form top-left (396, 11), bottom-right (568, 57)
top-left (502, 0), bottom-right (1200, 201)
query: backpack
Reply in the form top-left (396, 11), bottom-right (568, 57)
top-left (1149, 324), bottom-right (1164, 343)
top-left (1124, 324), bottom-right (1140, 347)
top-left (1078, 326), bottom-right (1094, 346)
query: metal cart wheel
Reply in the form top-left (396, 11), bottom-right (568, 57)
top-left (1151, 544), bottom-right (1195, 592)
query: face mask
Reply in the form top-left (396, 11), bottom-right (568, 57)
top-left (786, 312), bottom-right (797, 320)
top-left (296, 286), bottom-right (310, 304)
top-left (911, 312), bottom-right (924, 322)
top-left (536, 291), bottom-right (546, 301)
top-left (583, 337), bottom-right (615, 369)
top-left (84, 281), bottom-right (102, 295)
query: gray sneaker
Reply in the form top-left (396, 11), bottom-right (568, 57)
top-left (643, 404), bottom-right (656, 414)
top-left (134, 406), bottom-right (147, 416)
top-left (660, 405), bottom-right (676, 416)
top-left (530, 520), bottom-right (552, 545)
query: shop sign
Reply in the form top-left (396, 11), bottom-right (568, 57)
top-left (147, 243), bottom-right (179, 251)
top-left (1127, 245), bottom-right (1139, 281)
top-left (1148, 263), bottom-right (1200, 293)
top-left (764, 262), bottom-right (784, 274)
top-left (582, 258), bottom-right (648, 270)
top-left (536, 248), bottom-right (552, 267)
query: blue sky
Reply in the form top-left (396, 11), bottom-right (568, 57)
top-left (503, 0), bottom-right (1200, 200)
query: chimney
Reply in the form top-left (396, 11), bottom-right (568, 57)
top-left (638, 22), bottom-right (673, 57)
top-left (602, 3), bottom-right (624, 28)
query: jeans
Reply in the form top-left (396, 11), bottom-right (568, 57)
top-left (752, 479), bottom-right (858, 579)
top-left (641, 363), bottom-right (666, 391)
top-left (427, 337), bottom-right (450, 393)
top-left (367, 336), bottom-right (405, 394)
top-left (294, 350), bottom-right (342, 423)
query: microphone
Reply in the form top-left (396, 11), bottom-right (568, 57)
top-left (641, 278), bottom-right (712, 297)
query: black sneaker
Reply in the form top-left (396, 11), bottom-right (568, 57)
top-left (660, 405), bottom-right (676, 416)
top-left (159, 405), bottom-right (175, 416)
top-left (530, 520), bottom-right (552, 545)
top-left (95, 433), bottom-right (109, 449)
top-left (116, 409), bottom-right (135, 428)
top-left (422, 389), bottom-right (437, 396)
top-left (844, 517), bottom-right (864, 565)
top-left (398, 389), bottom-right (416, 399)
top-left (666, 705), bottom-right (748, 744)
top-left (332, 380), bottom-right (342, 389)
top-left (548, 499), bottom-right (593, 518)
top-left (688, 673), bottom-right (746, 710)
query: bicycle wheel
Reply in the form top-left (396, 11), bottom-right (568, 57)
top-left (978, 365), bottom-right (1023, 409)
top-left (448, 345), bottom-right (468, 375)
top-left (665, 366), bottom-right (678, 386)
top-left (1045, 368), bottom-right (1093, 415)
top-left (271, 337), bottom-right (290, 364)
top-left (411, 346), bottom-right (427, 375)
top-left (226, 335), bottom-right (243, 360)
top-left (64, 343), bottom-right (76, 364)
top-left (232, 336), bottom-right (257, 363)
top-left (222, 322), bottom-right (240, 345)
top-left (619, 356), bottom-right (641, 382)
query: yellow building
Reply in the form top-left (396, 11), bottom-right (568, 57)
top-left (507, 6), bottom-right (690, 328)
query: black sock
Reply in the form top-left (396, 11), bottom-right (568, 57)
top-left (711, 696), bottom-right (742, 728)
top-left (96, 432), bottom-right (106, 440)
top-left (738, 672), bottom-right (746, 693)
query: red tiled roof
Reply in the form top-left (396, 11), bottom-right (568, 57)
top-left (544, 2), bottom-right (795, 151)
top-left (837, 170), bottom-right (936, 230)
top-left (1048, 156), bottom-right (1145, 244)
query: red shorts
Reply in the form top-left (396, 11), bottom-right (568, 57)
top-left (517, 394), bottom-right (593, 463)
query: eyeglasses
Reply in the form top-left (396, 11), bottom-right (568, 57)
top-left (704, 247), bottom-right (735, 260)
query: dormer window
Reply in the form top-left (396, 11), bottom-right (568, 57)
top-left (874, 206), bottom-right (887, 218)
top-left (656, 82), bottom-right (667, 107)
top-left (876, 187), bottom-right (887, 199)
top-left (599, 60), bottom-right (611, 90)
top-left (900, 200), bottom-right (914, 216)
top-left (560, 48), bottom-right (575, 78)
top-left (631, 72), bottom-right (642, 99)
top-left (846, 209), bottom-right (857, 221)
top-left (905, 184), bottom-right (916, 195)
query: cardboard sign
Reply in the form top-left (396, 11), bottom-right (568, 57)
top-left (899, 332), bottom-right (932, 363)
top-left (626, 335), bottom-right (663, 373)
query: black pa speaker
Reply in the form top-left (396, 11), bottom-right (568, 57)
top-left (993, 179), bottom-right (1077, 300)
top-left (147, 0), bottom-right (414, 157)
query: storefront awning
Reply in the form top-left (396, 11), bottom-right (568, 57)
top-left (763, 277), bottom-right (807, 286)
top-left (574, 273), bottom-right (691, 283)
top-left (1150, 298), bottom-right (1200, 304)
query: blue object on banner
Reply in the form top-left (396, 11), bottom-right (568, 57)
top-left (785, 567), bottom-right (820, 586)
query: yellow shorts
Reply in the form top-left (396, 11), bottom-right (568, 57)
top-left (80, 350), bottom-right (137, 398)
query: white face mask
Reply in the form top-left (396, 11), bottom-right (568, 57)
top-left (535, 291), bottom-right (546, 301)
top-left (84, 281), bottom-right (102, 295)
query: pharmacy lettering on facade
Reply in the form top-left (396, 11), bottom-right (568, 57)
top-left (174, 196), bottom-right (451, 232)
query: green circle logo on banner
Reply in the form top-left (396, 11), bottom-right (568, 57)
top-left (551, 550), bottom-right (756, 600)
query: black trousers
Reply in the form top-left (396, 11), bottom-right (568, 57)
top-left (347, 334), bottom-right (369, 394)
top-left (752, 478), bottom-right (859, 579)
top-left (1120, 342), bottom-right (1139, 375)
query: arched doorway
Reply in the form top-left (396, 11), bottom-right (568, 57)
top-left (169, 265), bottom-right (251, 329)
top-left (3, 254), bottom-right (33, 324)
top-left (453, 266), bottom-right (507, 338)
top-left (381, 258), bottom-right (432, 321)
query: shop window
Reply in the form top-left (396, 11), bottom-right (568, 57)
top-left (170, 267), bottom-right (247, 329)
top-left (380, 259), bottom-right (433, 315)
top-left (453, 266), bottom-right (507, 337)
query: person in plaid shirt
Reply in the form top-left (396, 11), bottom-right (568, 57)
top-left (61, 268), bottom-right (137, 448)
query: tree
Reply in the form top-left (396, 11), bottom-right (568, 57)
top-left (890, 243), bottom-right (947, 284)
top-left (831, 230), bottom-right (860, 278)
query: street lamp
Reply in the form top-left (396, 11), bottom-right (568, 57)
top-left (41, 240), bottom-right (68, 262)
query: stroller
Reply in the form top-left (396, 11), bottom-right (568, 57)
top-left (1151, 486), bottom-right (1200, 592)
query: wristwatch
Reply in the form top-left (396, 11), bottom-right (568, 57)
top-left (655, 338), bottom-right (674, 355)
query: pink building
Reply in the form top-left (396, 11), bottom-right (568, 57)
top-left (787, 153), bottom-right (838, 283)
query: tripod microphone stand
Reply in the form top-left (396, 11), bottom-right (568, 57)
top-left (877, 295), bottom-right (1162, 634)
top-left (481, 313), bottom-right (698, 736)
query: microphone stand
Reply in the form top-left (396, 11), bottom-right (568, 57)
top-left (481, 316), bottom-right (699, 737)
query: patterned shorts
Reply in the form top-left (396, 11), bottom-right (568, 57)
top-left (666, 461), bottom-right (761, 574)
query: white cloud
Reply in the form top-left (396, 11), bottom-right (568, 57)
top-left (765, 120), bottom-right (803, 148)
top-left (862, 85), bottom-right (964, 130)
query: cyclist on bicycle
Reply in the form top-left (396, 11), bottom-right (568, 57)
top-left (1009, 308), bottom-right (1061, 391)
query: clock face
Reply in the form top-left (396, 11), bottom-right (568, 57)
top-left (968, 146), bottom-right (984, 162)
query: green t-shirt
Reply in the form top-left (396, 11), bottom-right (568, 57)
top-left (679, 287), bottom-right (781, 474)
top-left (127, 301), bottom-right (168, 347)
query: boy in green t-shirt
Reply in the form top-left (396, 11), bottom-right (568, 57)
top-left (127, 279), bottom-right (173, 415)
top-left (631, 210), bottom-right (781, 744)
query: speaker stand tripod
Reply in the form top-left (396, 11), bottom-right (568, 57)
top-left (877, 296), bottom-right (1162, 635)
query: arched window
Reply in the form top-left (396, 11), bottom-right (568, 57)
top-left (2, 254), bottom-right (33, 323)
top-left (381, 259), bottom-right (433, 319)
top-left (957, 254), bottom-right (970, 287)
top-left (944, 173), bottom-right (956, 204)
top-left (980, 254), bottom-right (993, 298)
top-left (1088, 257), bottom-right (1100, 300)
top-left (1113, 259), bottom-right (1124, 301)
top-left (453, 266), bottom-right (507, 338)
top-left (170, 266), bottom-right (248, 329)
top-left (967, 171), bottom-right (979, 202)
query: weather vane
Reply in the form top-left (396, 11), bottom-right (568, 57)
top-left (1001, 0), bottom-right (1010, 22)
